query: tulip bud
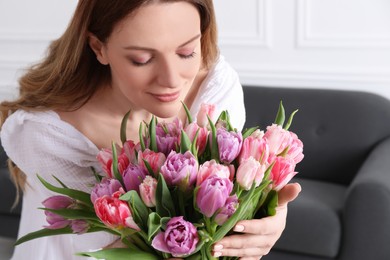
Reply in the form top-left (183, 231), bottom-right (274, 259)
top-left (91, 178), bottom-right (122, 203)
top-left (42, 195), bottom-right (74, 229)
top-left (214, 195), bottom-right (239, 225)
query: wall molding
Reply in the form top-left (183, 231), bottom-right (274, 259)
top-left (296, 0), bottom-right (390, 49)
top-left (218, 0), bottom-right (272, 48)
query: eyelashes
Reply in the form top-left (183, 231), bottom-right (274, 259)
top-left (131, 52), bottom-right (196, 67)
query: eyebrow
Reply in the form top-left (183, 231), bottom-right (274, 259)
top-left (123, 34), bottom-right (201, 51)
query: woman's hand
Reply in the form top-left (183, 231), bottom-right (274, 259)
top-left (211, 183), bottom-right (301, 259)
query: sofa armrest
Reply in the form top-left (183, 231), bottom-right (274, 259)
top-left (340, 137), bottom-right (390, 260)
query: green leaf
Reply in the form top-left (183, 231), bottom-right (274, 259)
top-left (77, 248), bottom-right (160, 260)
top-left (149, 116), bottom-right (158, 152)
top-left (111, 142), bottom-right (124, 185)
top-left (242, 126), bottom-right (259, 139)
top-left (120, 110), bottom-right (131, 145)
top-left (284, 109), bottom-right (299, 130)
top-left (266, 190), bottom-right (278, 216)
top-left (147, 212), bottom-right (162, 241)
top-left (180, 130), bottom-right (192, 154)
top-left (274, 101), bottom-right (285, 126)
top-left (143, 159), bottom-right (156, 176)
top-left (120, 191), bottom-right (149, 230)
top-left (155, 174), bottom-right (176, 217)
top-left (213, 182), bottom-right (261, 242)
top-left (139, 122), bottom-right (146, 151)
top-left (207, 115), bottom-right (219, 163)
top-left (181, 101), bottom-right (193, 124)
top-left (15, 227), bottom-right (74, 245)
top-left (37, 175), bottom-right (92, 207)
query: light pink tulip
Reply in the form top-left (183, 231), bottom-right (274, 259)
top-left (197, 103), bottom-right (216, 128)
top-left (236, 157), bottom-right (266, 190)
top-left (286, 132), bottom-right (304, 164)
top-left (139, 176), bottom-right (158, 207)
top-left (264, 124), bottom-right (293, 158)
top-left (184, 122), bottom-right (209, 155)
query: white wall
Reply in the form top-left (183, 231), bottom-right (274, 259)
top-left (0, 0), bottom-right (389, 101)
top-left (215, 0), bottom-right (390, 99)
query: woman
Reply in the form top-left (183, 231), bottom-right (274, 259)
top-left (0, 1), bottom-right (300, 259)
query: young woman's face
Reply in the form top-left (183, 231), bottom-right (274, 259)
top-left (99, 2), bottom-right (202, 118)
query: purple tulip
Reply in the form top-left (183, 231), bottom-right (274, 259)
top-left (196, 176), bottom-right (233, 217)
top-left (160, 151), bottom-right (198, 190)
top-left (156, 118), bottom-right (182, 155)
top-left (91, 178), bottom-right (123, 203)
top-left (122, 164), bottom-right (147, 192)
top-left (42, 195), bottom-right (74, 229)
top-left (216, 128), bottom-right (243, 164)
top-left (152, 216), bottom-right (199, 257)
top-left (214, 195), bottom-right (239, 225)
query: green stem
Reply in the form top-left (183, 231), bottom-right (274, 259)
top-left (130, 232), bottom-right (154, 254)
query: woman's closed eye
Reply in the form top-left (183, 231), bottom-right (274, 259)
top-left (178, 51), bottom-right (196, 59)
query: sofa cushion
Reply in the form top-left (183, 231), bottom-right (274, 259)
top-left (274, 178), bottom-right (346, 258)
top-left (0, 236), bottom-right (15, 259)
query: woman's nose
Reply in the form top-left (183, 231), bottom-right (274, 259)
top-left (156, 56), bottom-right (180, 88)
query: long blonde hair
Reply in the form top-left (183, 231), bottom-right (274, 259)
top-left (0, 0), bottom-right (219, 190)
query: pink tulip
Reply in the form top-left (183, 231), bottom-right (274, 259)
top-left (137, 149), bottom-right (166, 176)
top-left (264, 124), bottom-right (293, 158)
top-left (286, 132), bottom-right (304, 164)
top-left (42, 195), bottom-right (74, 229)
top-left (197, 103), bottom-right (216, 128)
top-left (238, 130), bottom-right (269, 164)
top-left (196, 176), bottom-right (233, 217)
top-left (94, 190), bottom-right (140, 231)
top-left (184, 122), bottom-right (209, 155)
top-left (96, 144), bottom-right (131, 178)
top-left (152, 216), bottom-right (199, 257)
top-left (122, 140), bottom-right (137, 164)
top-left (216, 128), bottom-right (243, 164)
top-left (196, 159), bottom-right (231, 186)
top-left (139, 176), bottom-right (157, 207)
top-left (270, 157), bottom-right (297, 191)
top-left (236, 157), bottom-right (267, 190)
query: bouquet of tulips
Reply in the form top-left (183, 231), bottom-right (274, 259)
top-left (15, 102), bottom-right (303, 259)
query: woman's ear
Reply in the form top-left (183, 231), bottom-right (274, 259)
top-left (88, 33), bottom-right (109, 65)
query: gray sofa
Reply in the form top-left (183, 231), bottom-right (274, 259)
top-left (243, 86), bottom-right (390, 260)
top-left (1, 86), bottom-right (390, 260)
top-left (0, 144), bottom-right (21, 259)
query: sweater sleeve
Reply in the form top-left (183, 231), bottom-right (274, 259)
top-left (1, 110), bottom-right (101, 193)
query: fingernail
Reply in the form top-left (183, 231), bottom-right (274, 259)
top-left (213, 244), bottom-right (223, 251)
top-left (213, 251), bottom-right (222, 257)
top-left (233, 224), bottom-right (245, 232)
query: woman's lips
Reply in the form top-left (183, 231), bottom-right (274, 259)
top-left (151, 91), bottom-right (180, 102)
